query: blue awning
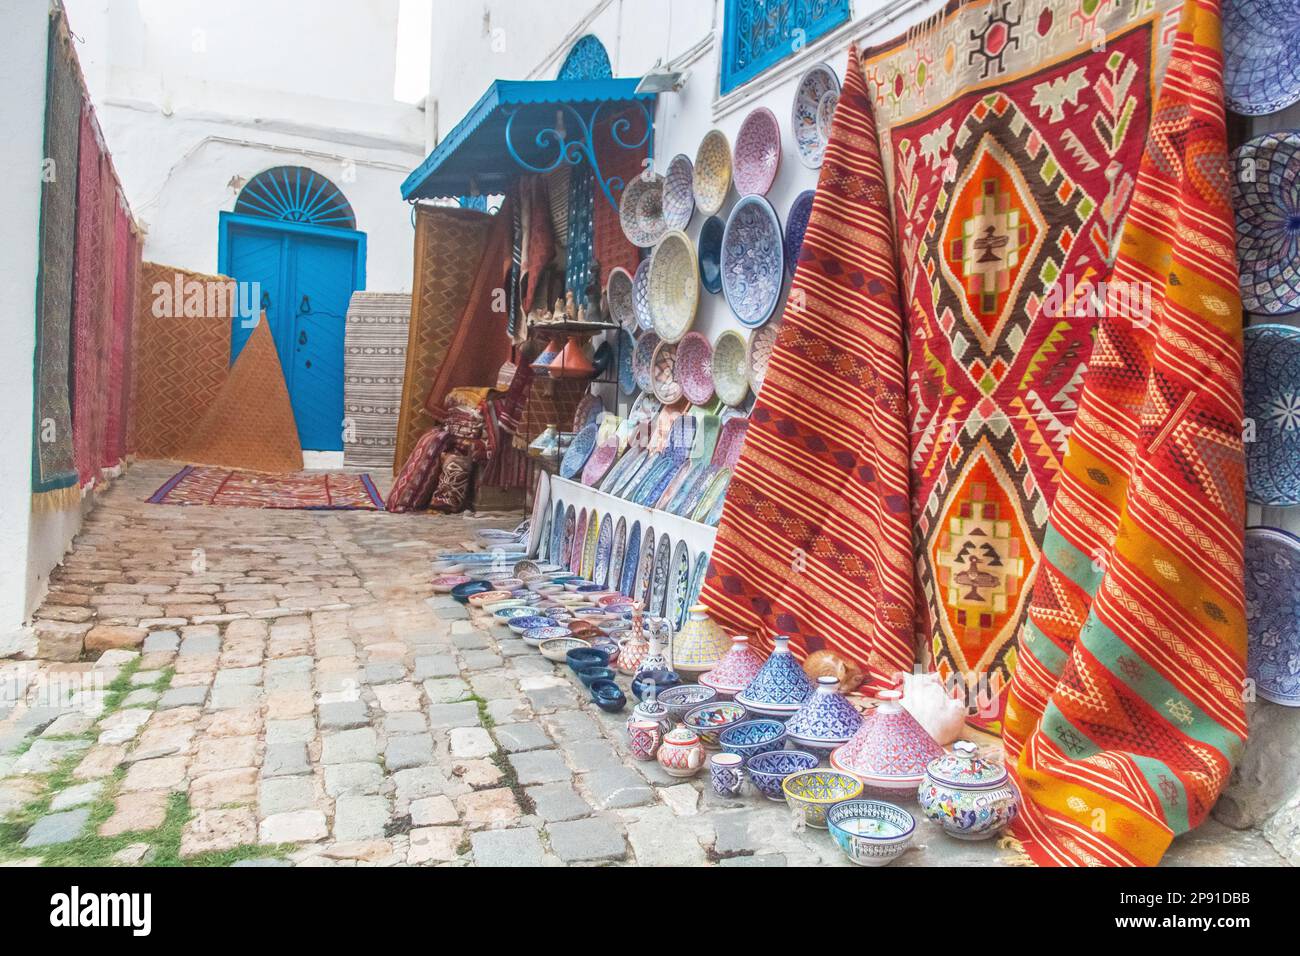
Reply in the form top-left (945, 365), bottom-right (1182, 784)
top-left (401, 77), bottom-right (656, 206)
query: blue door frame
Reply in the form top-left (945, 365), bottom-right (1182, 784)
top-left (218, 211), bottom-right (367, 451)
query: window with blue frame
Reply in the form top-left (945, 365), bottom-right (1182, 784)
top-left (720, 0), bottom-right (852, 94)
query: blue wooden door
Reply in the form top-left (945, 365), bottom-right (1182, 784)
top-left (221, 215), bottom-right (364, 451)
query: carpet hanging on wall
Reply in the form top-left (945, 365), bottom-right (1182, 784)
top-left (1002, 0), bottom-right (1246, 867)
top-left (342, 291), bottom-right (411, 469)
top-left (859, 0), bottom-right (1184, 731)
top-left (393, 205), bottom-right (495, 473)
top-left (131, 262), bottom-right (234, 461)
top-left (175, 317), bottom-right (303, 473)
top-left (699, 46), bottom-right (915, 690)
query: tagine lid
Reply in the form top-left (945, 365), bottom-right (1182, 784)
top-left (924, 740), bottom-right (1007, 790)
top-left (784, 676), bottom-right (864, 744)
top-left (829, 690), bottom-right (943, 783)
top-left (699, 633), bottom-right (765, 693)
top-left (734, 635), bottom-right (815, 711)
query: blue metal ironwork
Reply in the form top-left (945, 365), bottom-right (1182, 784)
top-left (557, 34), bottom-right (613, 81)
top-left (235, 166), bottom-right (357, 228)
top-left (720, 0), bottom-right (852, 94)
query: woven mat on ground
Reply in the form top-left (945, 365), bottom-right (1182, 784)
top-left (342, 291), bottom-right (411, 469)
top-left (132, 262), bottom-right (234, 460)
top-left (175, 318), bottom-right (303, 473)
top-left (32, 15), bottom-right (82, 498)
top-left (1002, 0), bottom-right (1245, 867)
top-left (699, 47), bottom-right (915, 691)
top-left (149, 465), bottom-right (382, 510)
top-left (860, 0), bottom-right (1183, 731)
top-left (394, 205), bottom-right (494, 473)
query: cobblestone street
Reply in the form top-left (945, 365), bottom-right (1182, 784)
top-left (0, 462), bottom-right (1286, 867)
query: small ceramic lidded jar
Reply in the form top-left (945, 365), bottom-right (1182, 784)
top-left (656, 724), bottom-right (706, 778)
top-left (917, 740), bottom-right (1020, 840)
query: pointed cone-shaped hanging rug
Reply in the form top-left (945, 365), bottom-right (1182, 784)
top-left (176, 315), bottom-right (303, 473)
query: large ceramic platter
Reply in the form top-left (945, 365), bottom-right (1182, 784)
top-left (573, 393), bottom-right (604, 433)
top-left (655, 458), bottom-right (699, 511)
top-left (618, 327), bottom-right (637, 396)
top-left (608, 515), bottom-right (627, 591)
top-left (550, 500), bottom-right (566, 563)
top-left (632, 258), bottom-right (654, 331)
top-left (792, 63), bottom-right (839, 168)
top-left (620, 520), bottom-right (643, 597)
top-left (606, 266), bottom-right (636, 329)
top-left (581, 433), bottom-right (620, 486)
top-left (637, 526), bottom-right (657, 608)
top-left (582, 512), bottom-right (600, 580)
top-left (560, 504), bottom-right (576, 570)
top-left (712, 329), bottom-right (750, 407)
top-left (614, 448), bottom-right (657, 499)
top-left (687, 549), bottom-right (710, 608)
top-left (648, 230), bottom-right (698, 343)
top-left (528, 470), bottom-right (551, 558)
top-left (1244, 323), bottom-right (1300, 504)
top-left (620, 172), bottom-right (667, 248)
top-left (732, 107), bottom-right (781, 196)
top-left (571, 509), bottom-right (588, 574)
top-left (600, 446), bottom-right (645, 495)
top-left (712, 417), bottom-right (749, 468)
top-left (675, 331), bottom-right (715, 406)
top-left (693, 130), bottom-right (732, 216)
top-left (722, 195), bottom-right (785, 328)
top-left (692, 412), bottom-right (722, 464)
top-left (784, 190), bottom-right (815, 275)
top-left (692, 467), bottom-right (732, 523)
top-left (698, 214), bottom-right (725, 295)
top-left (747, 322), bottom-right (780, 393)
top-left (652, 340), bottom-right (684, 404)
top-left (560, 422), bottom-right (599, 479)
top-left (632, 330), bottom-right (661, 392)
top-left (1246, 526), bottom-right (1300, 705)
top-left (594, 512), bottom-right (613, 586)
top-left (1232, 131), bottom-right (1300, 315)
top-left (662, 153), bottom-right (695, 231)
top-left (650, 533), bottom-right (673, 618)
top-left (668, 539), bottom-right (692, 630)
top-left (1224, 0), bottom-right (1300, 116)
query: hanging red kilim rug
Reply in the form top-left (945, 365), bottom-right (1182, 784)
top-left (700, 46), bottom-right (915, 689)
top-left (149, 465), bottom-right (384, 510)
top-left (1002, 0), bottom-right (1246, 866)
top-left (858, 0), bottom-right (1185, 731)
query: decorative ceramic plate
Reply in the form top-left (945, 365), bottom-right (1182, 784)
top-left (655, 458), bottom-right (699, 511)
top-left (1244, 324), bottom-right (1300, 503)
top-left (617, 328), bottom-right (637, 396)
top-left (692, 467), bottom-right (732, 523)
top-left (1224, 0), bottom-right (1300, 116)
top-left (711, 330), bottom-right (750, 407)
top-left (784, 190), bottom-right (816, 275)
top-left (630, 454), bottom-right (674, 505)
top-left (581, 434), bottom-right (619, 486)
top-left (747, 322), bottom-right (780, 393)
top-left (528, 470), bottom-right (551, 558)
top-left (733, 107), bottom-right (781, 196)
top-left (667, 413), bottom-right (697, 458)
top-left (698, 215), bottom-right (725, 295)
top-left (792, 63), bottom-right (839, 168)
top-left (648, 230), bottom-right (698, 343)
top-left (561, 504), bottom-right (576, 570)
top-left (606, 266), bottom-right (637, 329)
top-left (620, 172), bottom-right (667, 248)
top-left (615, 449), bottom-right (657, 499)
top-left (703, 476), bottom-right (732, 525)
top-left (650, 533), bottom-right (673, 618)
top-left (664, 461), bottom-right (705, 514)
top-left (817, 90), bottom-right (837, 139)
top-left (712, 417), bottom-right (749, 468)
top-left (1233, 132), bottom-right (1300, 315)
top-left (675, 331), bottom-right (715, 405)
top-left (632, 330), bottom-right (660, 391)
top-left (632, 258), bottom-right (654, 331)
top-left (571, 509), bottom-right (588, 574)
top-left (582, 512), bottom-right (600, 580)
top-left (620, 520), bottom-right (642, 597)
top-left (688, 550), bottom-right (710, 608)
top-left (677, 464), bottom-right (720, 517)
top-left (536, 501), bottom-right (553, 562)
top-left (722, 195), bottom-right (784, 328)
top-left (1245, 526), bottom-right (1300, 705)
top-left (663, 153), bottom-right (695, 230)
top-left (608, 516), bottom-right (626, 589)
top-left (573, 393), bottom-right (604, 433)
top-left (601, 446), bottom-right (645, 495)
top-left (651, 340), bottom-right (683, 404)
top-left (693, 129), bottom-right (732, 216)
top-left (668, 539), bottom-right (691, 630)
top-left (550, 500), bottom-right (566, 563)
top-left (560, 422), bottom-right (599, 479)
top-left (637, 526), bottom-right (657, 608)
top-left (642, 456), bottom-right (685, 507)
top-left (692, 413), bottom-right (721, 464)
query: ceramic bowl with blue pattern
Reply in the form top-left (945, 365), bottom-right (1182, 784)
top-left (826, 799), bottom-right (916, 866)
top-left (744, 749), bottom-right (819, 801)
top-left (782, 770), bottom-right (865, 828)
top-left (719, 719), bottom-right (787, 760)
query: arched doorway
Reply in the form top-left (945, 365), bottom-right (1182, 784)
top-left (218, 166), bottom-right (366, 452)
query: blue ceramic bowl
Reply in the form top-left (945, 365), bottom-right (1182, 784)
top-left (508, 615), bottom-right (554, 635)
top-left (683, 701), bottom-right (748, 749)
top-left (657, 684), bottom-right (719, 723)
top-left (450, 581), bottom-right (492, 603)
top-left (744, 749), bottom-right (820, 801)
top-left (590, 679), bottom-right (627, 713)
top-left (826, 799), bottom-right (917, 867)
top-left (631, 668), bottom-right (682, 701)
top-left (577, 665), bottom-right (616, 687)
top-left (567, 647), bottom-right (612, 672)
top-left (494, 605), bottom-right (540, 620)
top-left (719, 719), bottom-right (787, 760)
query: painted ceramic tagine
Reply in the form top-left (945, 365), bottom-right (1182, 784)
top-left (830, 690), bottom-right (943, 797)
top-left (735, 635), bottom-right (815, 720)
top-left (699, 634), bottom-right (765, 699)
top-left (656, 724), bottom-right (706, 778)
top-left (917, 740), bottom-right (1019, 840)
top-left (784, 676), bottom-right (865, 756)
top-left (671, 605), bottom-right (732, 678)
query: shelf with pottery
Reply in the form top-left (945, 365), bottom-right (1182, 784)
top-left (549, 474), bottom-right (717, 563)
